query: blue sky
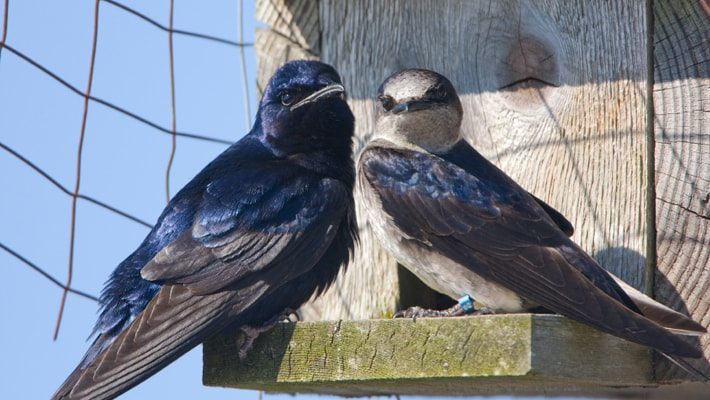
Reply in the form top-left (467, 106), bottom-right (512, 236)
top-left (0, 1), bottom-right (262, 398)
top-left (0, 1), bottom-right (588, 399)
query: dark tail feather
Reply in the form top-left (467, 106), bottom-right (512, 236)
top-left (53, 333), bottom-right (115, 399)
top-left (609, 274), bottom-right (707, 335)
top-left (52, 286), bottom-right (240, 400)
top-left (661, 352), bottom-right (710, 382)
top-left (51, 329), bottom-right (211, 400)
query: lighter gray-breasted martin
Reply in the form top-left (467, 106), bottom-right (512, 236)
top-left (357, 69), bottom-right (706, 370)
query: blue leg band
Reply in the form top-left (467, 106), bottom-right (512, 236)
top-left (458, 295), bottom-right (475, 314)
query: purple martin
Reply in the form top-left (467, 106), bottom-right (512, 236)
top-left (357, 69), bottom-right (706, 368)
top-left (53, 60), bottom-right (357, 399)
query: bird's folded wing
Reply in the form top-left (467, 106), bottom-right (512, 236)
top-left (55, 172), bottom-right (350, 399)
top-left (141, 173), bottom-right (349, 295)
top-left (360, 145), bottom-right (701, 358)
top-left (527, 192), bottom-right (574, 236)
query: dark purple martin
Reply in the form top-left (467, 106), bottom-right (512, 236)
top-left (358, 69), bottom-right (706, 367)
top-left (53, 60), bottom-right (357, 399)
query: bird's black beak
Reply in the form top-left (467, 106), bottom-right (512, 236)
top-left (389, 99), bottom-right (433, 114)
top-left (291, 83), bottom-right (346, 110)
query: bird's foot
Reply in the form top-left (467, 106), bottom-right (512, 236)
top-left (393, 295), bottom-right (495, 321)
top-left (393, 304), bottom-right (465, 320)
top-left (236, 308), bottom-right (298, 360)
top-left (470, 306), bottom-right (495, 316)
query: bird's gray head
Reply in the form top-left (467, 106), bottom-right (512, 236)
top-left (374, 69), bottom-right (463, 153)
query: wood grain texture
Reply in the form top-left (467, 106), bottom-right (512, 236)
top-left (204, 315), bottom-right (653, 396)
top-left (319, 0), bottom-right (649, 297)
top-left (255, 0), bottom-right (319, 96)
top-left (256, 0), bottom-right (320, 54)
top-left (255, 28), bottom-right (316, 95)
top-left (652, 0), bottom-right (710, 382)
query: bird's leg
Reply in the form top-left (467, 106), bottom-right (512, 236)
top-left (236, 308), bottom-right (298, 360)
top-left (393, 295), bottom-right (492, 320)
top-left (469, 306), bottom-right (495, 316)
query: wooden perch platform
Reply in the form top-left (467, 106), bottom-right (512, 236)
top-left (203, 314), bottom-right (666, 396)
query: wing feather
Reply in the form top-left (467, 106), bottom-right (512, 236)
top-left (141, 177), bottom-right (348, 295)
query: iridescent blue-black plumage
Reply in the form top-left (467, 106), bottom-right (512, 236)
top-left (54, 60), bottom-right (356, 399)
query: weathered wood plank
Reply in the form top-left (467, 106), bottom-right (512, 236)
top-left (255, 28), bottom-right (316, 95)
top-left (256, 0), bottom-right (320, 54)
top-left (652, 0), bottom-right (710, 382)
top-left (254, 0), bottom-right (318, 97)
top-left (319, 0), bottom-right (649, 306)
top-left (203, 315), bottom-right (653, 396)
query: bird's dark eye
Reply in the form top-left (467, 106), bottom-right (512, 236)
top-left (379, 95), bottom-right (395, 111)
top-left (281, 92), bottom-right (296, 106)
top-left (432, 85), bottom-right (447, 99)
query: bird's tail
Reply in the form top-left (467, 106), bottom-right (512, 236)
top-left (52, 333), bottom-right (115, 399)
top-left (52, 285), bottom-right (239, 400)
top-left (607, 274), bottom-right (708, 381)
top-left (609, 274), bottom-right (707, 335)
top-left (661, 352), bottom-right (710, 382)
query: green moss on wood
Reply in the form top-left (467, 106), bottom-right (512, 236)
top-left (203, 314), bottom-right (652, 395)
